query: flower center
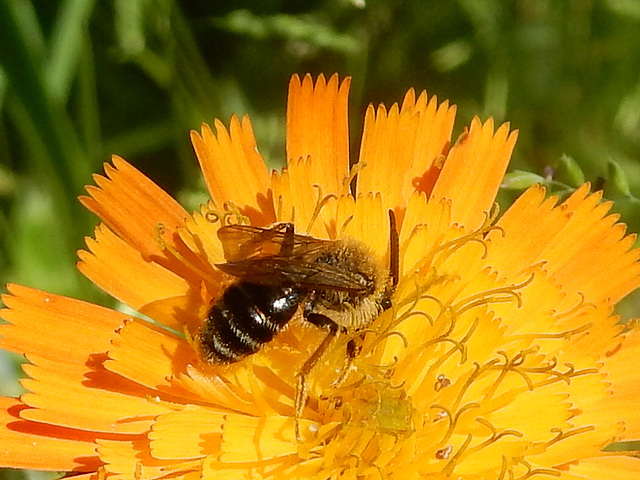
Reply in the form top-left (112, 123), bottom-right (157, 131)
top-left (291, 207), bottom-right (602, 478)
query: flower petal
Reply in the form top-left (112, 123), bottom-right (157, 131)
top-left (338, 193), bottom-right (389, 260)
top-left (20, 354), bottom-right (169, 434)
top-left (357, 103), bottom-right (419, 209)
top-left (220, 414), bottom-right (297, 462)
top-left (563, 455), bottom-right (640, 479)
top-left (430, 117), bottom-right (518, 230)
top-left (77, 224), bottom-right (201, 331)
top-left (271, 157), bottom-right (333, 238)
top-left (80, 156), bottom-right (190, 261)
top-left (287, 73), bottom-right (350, 197)
top-left (0, 284), bottom-right (126, 361)
top-left (148, 406), bottom-right (223, 461)
top-left (600, 327), bottom-right (640, 440)
top-left (487, 184), bottom-right (640, 304)
top-left (105, 319), bottom-right (195, 398)
top-left (0, 396), bottom-right (99, 471)
top-left (357, 89), bottom-right (456, 208)
top-left (96, 437), bottom-right (201, 479)
top-left (191, 116), bottom-right (274, 224)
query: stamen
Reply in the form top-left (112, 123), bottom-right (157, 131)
top-left (411, 206), bottom-right (504, 277)
top-left (548, 426), bottom-right (596, 446)
top-left (475, 417), bottom-right (498, 436)
top-left (459, 317), bottom-right (480, 344)
top-left (451, 360), bottom-right (499, 410)
top-left (512, 457), bottom-right (562, 479)
top-left (623, 318), bottom-right (640, 333)
top-left (223, 201), bottom-right (250, 225)
top-left (453, 274), bottom-right (535, 315)
top-left (432, 402), bottom-right (479, 445)
top-left (305, 185), bottom-right (337, 235)
top-left (428, 337), bottom-right (467, 363)
top-left (532, 365), bottom-right (599, 389)
top-left (514, 322), bottom-right (593, 341)
top-left (153, 223), bottom-right (218, 285)
top-left (433, 410), bottom-right (448, 423)
top-left (487, 202), bottom-right (501, 226)
top-left (393, 291), bottom-right (445, 330)
top-left (430, 404), bottom-right (454, 427)
top-left (397, 309), bottom-right (434, 327)
top-left (391, 283), bottom-right (439, 328)
top-left (364, 330), bottom-right (409, 356)
top-left (522, 469), bottom-right (562, 479)
top-left (471, 418), bottom-right (523, 453)
top-left (204, 211), bottom-right (220, 224)
top-left (553, 292), bottom-right (596, 320)
top-left (274, 194), bottom-right (296, 223)
top-left (202, 201), bottom-right (250, 226)
top-left (337, 215), bottom-right (354, 238)
top-left (437, 211), bottom-right (500, 260)
top-left (276, 194), bottom-right (284, 222)
top-left (497, 456), bottom-right (509, 480)
top-left (157, 460), bottom-right (201, 476)
top-left (482, 350), bottom-right (536, 397)
top-left (441, 434), bottom-right (472, 476)
top-left (366, 356), bottom-right (400, 373)
top-left (344, 162), bottom-right (367, 197)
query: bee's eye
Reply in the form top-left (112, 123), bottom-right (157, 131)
top-left (316, 253), bottom-right (337, 265)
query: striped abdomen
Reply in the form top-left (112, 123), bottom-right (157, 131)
top-left (198, 282), bottom-right (301, 364)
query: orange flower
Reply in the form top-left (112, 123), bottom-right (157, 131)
top-left (2, 74), bottom-right (640, 479)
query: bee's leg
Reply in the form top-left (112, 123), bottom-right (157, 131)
top-left (330, 334), bottom-right (364, 389)
top-left (295, 312), bottom-right (339, 441)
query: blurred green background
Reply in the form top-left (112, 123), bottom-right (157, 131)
top-left (1, 0), bottom-right (640, 477)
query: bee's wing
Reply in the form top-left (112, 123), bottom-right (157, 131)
top-left (216, 257), bottom-right (368, 292)
top-left (217, 224), bottom-right (326, 261)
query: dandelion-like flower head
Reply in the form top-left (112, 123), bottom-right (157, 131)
top-left (1, 74), bottom-right (639, 479)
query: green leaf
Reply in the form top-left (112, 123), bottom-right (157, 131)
top-left (557, 155), bottom-right (585, 187)
top-left (501, 170), bottom-right (545, 190)
top-left (608, 158), bottom-right (632, 197)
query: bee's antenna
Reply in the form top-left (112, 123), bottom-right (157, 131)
top-left (388, 210), bottom-right (399, 288)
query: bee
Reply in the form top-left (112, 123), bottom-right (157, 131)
top-left (196, 211), bottom-right (399, 437)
